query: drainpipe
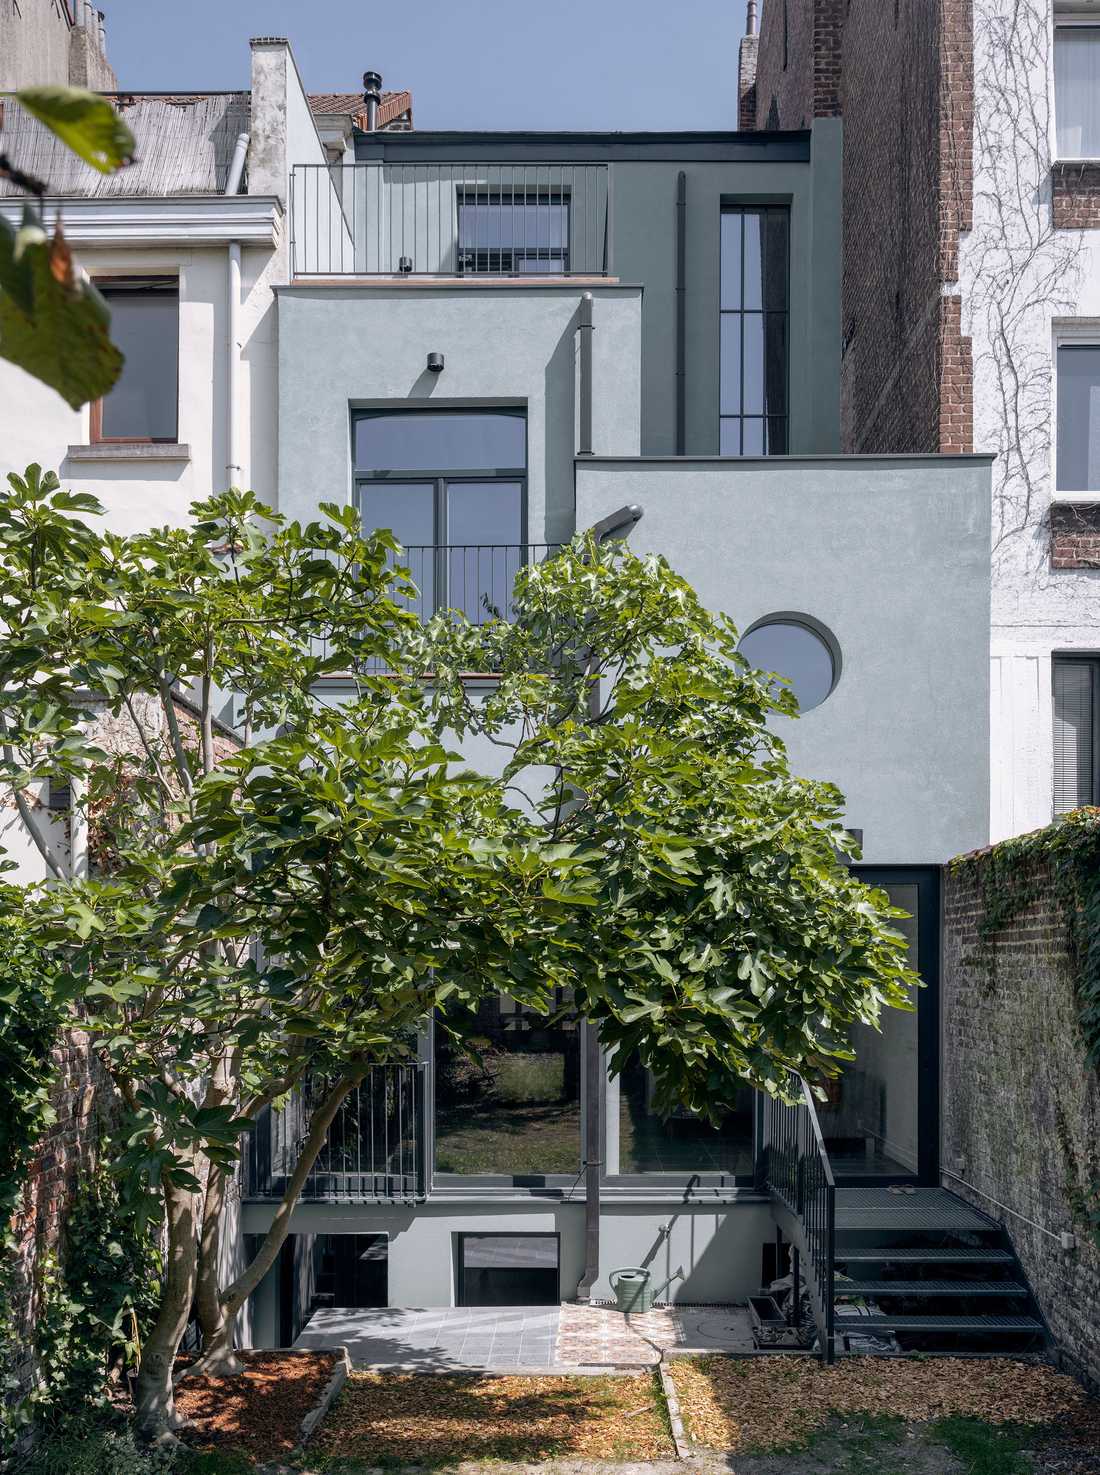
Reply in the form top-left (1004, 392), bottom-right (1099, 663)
top-left (224, 133), bottom-right (249, 489)
top-left (675, 173), bottom-right (686, 454)
top-left (577, 292), bottom-right (594, 456)
top-left (575, 503), bottom-right (644, 1306)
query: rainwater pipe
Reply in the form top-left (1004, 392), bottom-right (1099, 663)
top-left (224, 132), bottom-right (250, 489)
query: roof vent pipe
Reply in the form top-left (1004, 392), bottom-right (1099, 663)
top-left (747, 1), bottom-right (758, 35)
top-left (363, 70), bottom-right (382, 131)
top-left (224, 131), bottom-right (250, 196)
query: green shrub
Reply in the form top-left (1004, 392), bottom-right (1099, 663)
top-left (12, 1420), bottom-right (173, 1475)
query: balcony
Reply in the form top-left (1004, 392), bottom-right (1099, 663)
top-left (245, 1065), bottom-right (426, 1202)
top-left (290, 162), bottom-right (611, 278)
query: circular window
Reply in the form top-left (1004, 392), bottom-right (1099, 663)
top-left (738, 614), bottom-right (840, 712)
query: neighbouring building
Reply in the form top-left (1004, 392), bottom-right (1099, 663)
top-left (739, 0), bottom-right (1100, 843)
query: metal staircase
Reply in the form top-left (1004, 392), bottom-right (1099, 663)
top-left (760, 1081), bottom-right (1046, 1361)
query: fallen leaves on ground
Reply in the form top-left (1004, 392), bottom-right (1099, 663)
top-left (668, 1355), bottom-right (1100, 1455)
top-left (312, 1371), bottom-right (674, 1466)
top-left (173, 1350), bottom-right (335, 1459)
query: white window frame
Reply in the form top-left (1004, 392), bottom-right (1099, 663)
top-left (1052, 7), bottom-right (1100, 162)
top-left (1052, 321), bottom-right (1100, 499)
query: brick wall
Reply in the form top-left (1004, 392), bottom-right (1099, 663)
top-left (1050, 502), bottom-right (1100, 570)
top-left (1053, 163), bottom-right (1100, 231)
top-left (750, 0), bottom-right (975, 455)
top-left (738, 33), bottom-right (758, 132)
top-left (943, 857), bottom-right (1100, 1390)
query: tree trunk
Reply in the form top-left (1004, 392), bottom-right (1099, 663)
top-left (193, 1161), bottom-right (246, 1375)
top-left (184, 1073), bottom-right (361, 1378)
top-left (133, 1177), bottom-right (200, 1445)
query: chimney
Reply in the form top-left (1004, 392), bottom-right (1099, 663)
top-left (738, 4), bottom-right (759, 130)
top-left (97, 9), bottom-right (107, 60)
top-left (362, 70), bottom-right (382, 131)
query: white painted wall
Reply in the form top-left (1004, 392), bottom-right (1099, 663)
top-left (961, 0), bottom-right (1100, 840)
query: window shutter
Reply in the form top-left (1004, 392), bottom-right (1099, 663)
top-left (1053, 659), bottom-right (1096, 813)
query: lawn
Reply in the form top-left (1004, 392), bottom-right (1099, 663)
top-left (308, 1370), bottom-right (674, 1468)
top-left (668, 1355), bottom-right (1100, 1473)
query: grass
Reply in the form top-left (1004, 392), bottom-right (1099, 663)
top-left (309, 1369), bottom-right (674, 1468)
top-left (434, 1101), bottom-right (581, 1175)
top-left (929, 1415), bottom-right (1032, 1475)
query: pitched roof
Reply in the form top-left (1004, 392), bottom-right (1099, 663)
top-left (0, 93), bottom-right (251, 197)
top-left (309, 90), bottom-right (414, 131)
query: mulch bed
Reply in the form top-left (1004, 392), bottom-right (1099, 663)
top-left (311, 1370), bottom-right (674, 1466)
top-left (173, 1350), bottom-right (336, 1461)
top-left (667, 1354), bottom-right (1100, 1456)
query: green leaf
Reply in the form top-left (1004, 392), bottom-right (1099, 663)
top-left (15, 87), bottom-right (136, 174)
top-left (0, 215), bottom-right (123, 408)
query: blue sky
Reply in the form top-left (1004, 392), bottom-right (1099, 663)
top-left (101, 0), bottom-right (750, 131)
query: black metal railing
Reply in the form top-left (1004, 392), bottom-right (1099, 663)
top-left (291, 162), bottom-right (611, 276)
top-left (383, 543), bottom-right (558, 627)
top-left (244, 1064), bottom-right (426, 1202)
top-left (760, 1075), bottom-right (836, 1362)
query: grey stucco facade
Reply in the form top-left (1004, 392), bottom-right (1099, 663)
top-left (247, 118), bottom-right (994, 1336)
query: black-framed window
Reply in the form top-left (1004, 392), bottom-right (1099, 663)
top-left (1054, 656), bottom-right (1100, 813)
top-left (457, 189), bottom-right (569, 274)
top-left (354, 409), bottom-right (527, 623)
top-left (92, 277), bottom-right (178, 442)
top-left (719, 206), bottom-right (789, 455)
top-left (1056, 344), bottom-right (1100, 492)
top-left (433, 991), bottom-right (581, 1183)
top-left (456, 1233), bottom-right (560, 1306)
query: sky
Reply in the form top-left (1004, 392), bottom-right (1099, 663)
top-left (100, 0), bottom-right (751, 132)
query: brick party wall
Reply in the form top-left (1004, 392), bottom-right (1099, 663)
top-left (943, 856), bottom-right (1100, 1389)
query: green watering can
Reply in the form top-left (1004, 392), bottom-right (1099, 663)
top-left (609, 1265), bottom-right (681, 1314)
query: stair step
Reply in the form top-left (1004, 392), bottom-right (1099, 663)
top-left (835, 1189), bottom-right (999, 1234)
top-left (837, 1280), bottom-right (1028, 1298)
top-left (835, 1314), bottom-right (1043, 1333)
top-left (838, 1247), bottom-right (1014, 1265)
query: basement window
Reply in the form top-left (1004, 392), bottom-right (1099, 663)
top-left (91, 278), bottom-right (179, 442)
top-left (1055, 21), bottom-right (1100, 158)
top-left (1053, 656), bottom-right (1100, 812)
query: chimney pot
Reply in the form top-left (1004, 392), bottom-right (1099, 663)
top-left (363, 70), bottom-right (383, 131)
top-left (747, 1), bottom-right (759, 35)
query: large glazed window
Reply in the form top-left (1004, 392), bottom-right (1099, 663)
top-left (457, 190), bottom-right (569, 274)
top-left (92, 278), bottom-right (178, 441)
top-left (433, 993), bottom-right (581, 1181)
top-left (719, 206), bottom-right (789, 455)
top-left (1054, 657), bottom-right (1100, 813)
top-left (355, 410), bottom-right (527, 624)
top-left (606, 1053), bottom-right (753, 1181)
top-left (1055, 25), bottom-right (1100, 158)
top-left (1056, 344), bottom-right (1100, 492)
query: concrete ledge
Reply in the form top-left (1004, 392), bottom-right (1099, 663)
top-left (657, 1359), bottom-right (690, 1461)
top-left (65, 442), bottom-right (191, 462)
top-left (297, 1344), bottom-right (351, 1448)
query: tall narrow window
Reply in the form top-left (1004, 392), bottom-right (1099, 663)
top-left (1057, 344), bottom-right (1100, 492)
top-left (91, 278), bottom-right (178, 442)
top-left (720, 207), bottom-right (789, 455)
top-left (1053, 657), bottom-right (1100, 813)
top-left (1055, 25), bottom-right (1100, 158)
top-left (355, 409), bottom-right (527, 624)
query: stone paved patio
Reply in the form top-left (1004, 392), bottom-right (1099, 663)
top-left (294, 1303), bottom-right (753, 1371)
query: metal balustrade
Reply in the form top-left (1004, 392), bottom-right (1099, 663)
top-left (760, 1075), bottom-right (837, 1362)
top-left (384, 543), bottom-right (558, 627)
top-left (245, 1064), bottom-right (426, 1202)
top-left (291, 162), bottom-right (611, 277)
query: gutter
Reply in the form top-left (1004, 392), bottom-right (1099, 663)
top-left (224, 132), bottom-right (250, 489)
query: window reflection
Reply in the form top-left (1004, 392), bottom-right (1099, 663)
top-left (608, 1054), bottom-right (753, 1178)
top-left (434, 993), bottom-right (580, 1177)
top-left (96, 280), bottom-right (178, 441)
top-left (719, 207), bottom-right (790, 455)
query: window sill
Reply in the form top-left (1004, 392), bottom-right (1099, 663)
top-left (66, 442), bottom-right (191, 462)
top-left (1051, 489), bottom-right (1100, 504)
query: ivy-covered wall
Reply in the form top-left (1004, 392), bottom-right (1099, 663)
top-left (944, 819), bottom-right (1100, 1390)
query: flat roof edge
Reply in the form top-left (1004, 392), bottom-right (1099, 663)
top-left (575, 453), bottom-right (998, 466)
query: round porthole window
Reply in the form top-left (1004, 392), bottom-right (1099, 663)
top-left (737, 613), bottom-right (840, 712)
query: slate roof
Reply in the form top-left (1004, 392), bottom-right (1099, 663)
top-left (0, 92), bottom-right (251, 197)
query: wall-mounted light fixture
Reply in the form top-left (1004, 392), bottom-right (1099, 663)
top-left (398, 255), bottom-right (413, 274)
top-left (427, 351), bottom-right (445, 373)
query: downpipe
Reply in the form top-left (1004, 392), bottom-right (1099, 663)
top-left (224, 132), bottom-right (249, 490)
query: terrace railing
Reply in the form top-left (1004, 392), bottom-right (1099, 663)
top-left (760, 1075), bottom-right (837, 1362)
top-left (244, 1064), bottom-right (427, 1202)
top-left (291, 162), bottom-right (611, 277)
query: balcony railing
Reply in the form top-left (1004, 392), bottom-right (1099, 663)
top-left (291, 162), bottom-right (611, 277)
top-left (386, 543), bottom-right (558, 626)
top-left (244, 1065), bottom-right (426, 1202)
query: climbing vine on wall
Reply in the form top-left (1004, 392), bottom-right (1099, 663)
top-left (953, 808), bottom-right (1100, 1065)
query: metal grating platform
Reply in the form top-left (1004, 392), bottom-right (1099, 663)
top-left (837, 1280), bottom-right (1027, 1298)
top-left (838, 1246), bottom-right (1013, 1264)
top-left (836, 1314), bottom-right (1042, 1333)
top-left (835, 1188), bottom-right (999, 1233)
